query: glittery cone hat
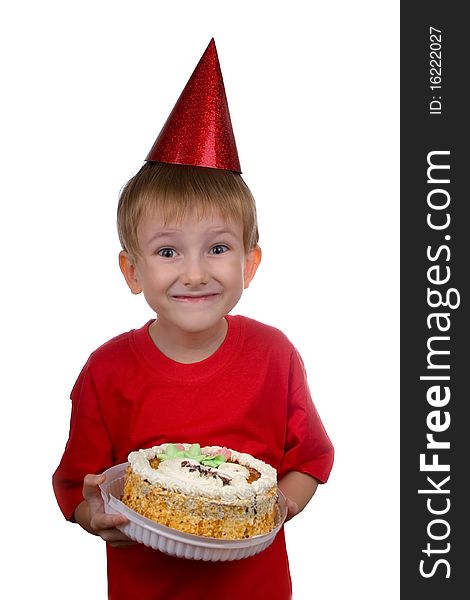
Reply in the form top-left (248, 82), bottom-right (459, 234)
top-left (145, 38), bottom-right (241, 173)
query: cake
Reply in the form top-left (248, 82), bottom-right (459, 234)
top-left (121, 443), bottom-right (278, 539)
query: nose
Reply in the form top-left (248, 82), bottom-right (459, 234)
top-left (181, 254), bottom-right (209, 287)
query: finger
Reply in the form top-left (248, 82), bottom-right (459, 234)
top-left (285, 499), bottom-right (299, 521)
top-left (91, 511), bottom-right (129, 531)
top-left (290, 500), bottom-right (299, 515)
top-left (82, 473), bottom-right (105, 497)
top-left (82, 474), bottom-right (106, 514)
top-left (99, 526), bottom-right (131, 541)
top-left (97, 526), bottom-right (134, 546)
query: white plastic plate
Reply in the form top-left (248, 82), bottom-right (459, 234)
top-left (99, 462), bottom-right (287, 561)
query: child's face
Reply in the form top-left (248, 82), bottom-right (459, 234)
top-left (119, 208), bottom-right (261, 335)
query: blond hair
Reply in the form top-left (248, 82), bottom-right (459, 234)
top-left (117, 162), bottom-right (259, 257)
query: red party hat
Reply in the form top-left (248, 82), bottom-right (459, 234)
top-left (145, 39), bottom-right (241, 173)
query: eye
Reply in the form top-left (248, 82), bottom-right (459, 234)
top-left (157, 247), bottom-right (177, 258)
top-left (210, 244), bottom-right (229, 255)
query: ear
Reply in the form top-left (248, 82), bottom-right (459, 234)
top-left (243, 246), bottom-right (262, 289)
top-left (119, 251), bottom-right (143, 295)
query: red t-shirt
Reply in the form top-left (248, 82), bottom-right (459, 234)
top-left (53, 315), bottom-right (334, 600)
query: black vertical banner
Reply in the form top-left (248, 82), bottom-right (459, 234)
top-left (401, 3), bottom-right (469, 598)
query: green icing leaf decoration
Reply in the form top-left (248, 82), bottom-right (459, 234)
top-left (187, 443), bottom-right (202, 458)
top-left (201, 454), bottom-right (227, 467)
top-left (156, 444), bottom-right (227, 468)
top-left (156, 444), bottom-right (183, 460)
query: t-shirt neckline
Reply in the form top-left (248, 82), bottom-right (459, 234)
top-left (131, 314), bottom-right (242, 382)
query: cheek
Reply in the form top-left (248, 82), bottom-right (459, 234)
top-left (221, 259), bottom-right (245, 284)
top-left (141, 262), bottom-right (173, 285)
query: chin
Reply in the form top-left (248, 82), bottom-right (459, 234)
top-left (179, 317), bottom-right (224, 333)
top-left (170, 308), bottom-right (227, 331)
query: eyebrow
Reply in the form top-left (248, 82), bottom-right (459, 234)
top-left (147, 230), bottom-right (182, 244)
top-left (146, 227), bottom-right (239, 247)
top-left (206, 227), bottom-right (239, 237)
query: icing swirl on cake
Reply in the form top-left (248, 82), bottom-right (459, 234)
top-left (127, 444), bottom-right (277, 501)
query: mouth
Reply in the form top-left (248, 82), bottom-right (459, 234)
top-left (171, 293), bottom-right (220, 303)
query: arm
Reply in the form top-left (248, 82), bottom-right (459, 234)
top-left (53, 359), bottom-right (133, 545)
top-left (74, 474), bottom-right (133, 547)
top-left (276, 348), bottom-right (334, 520)
top-left (278, 471), bottom-right (319, 521)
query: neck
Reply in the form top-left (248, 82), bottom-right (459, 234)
top-left (149, 318), bottom-right (228, 364)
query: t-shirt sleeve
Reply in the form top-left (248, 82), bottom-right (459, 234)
top-left (52, 359), bottom-right (114, 520)
top-left (277, 347), bottom-right (334, 483)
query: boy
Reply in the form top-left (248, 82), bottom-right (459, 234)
top-left (53, 40), bottom-right (333, 600)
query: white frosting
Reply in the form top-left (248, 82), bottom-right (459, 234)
top-left (127, 444), bottom-right (277, 501)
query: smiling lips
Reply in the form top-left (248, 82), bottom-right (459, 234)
top-left (171, 293), bottom-right (221, 303)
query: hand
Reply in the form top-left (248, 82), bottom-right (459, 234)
top-left (79, 473), bottom-right (134, 547)
top-left (284, 496), bottom-right (300, 522)
top-left (278, 471), bottom-right (318, 522)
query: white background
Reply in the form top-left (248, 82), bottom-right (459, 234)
top-left (0, 1), bottom-right (399, 598)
